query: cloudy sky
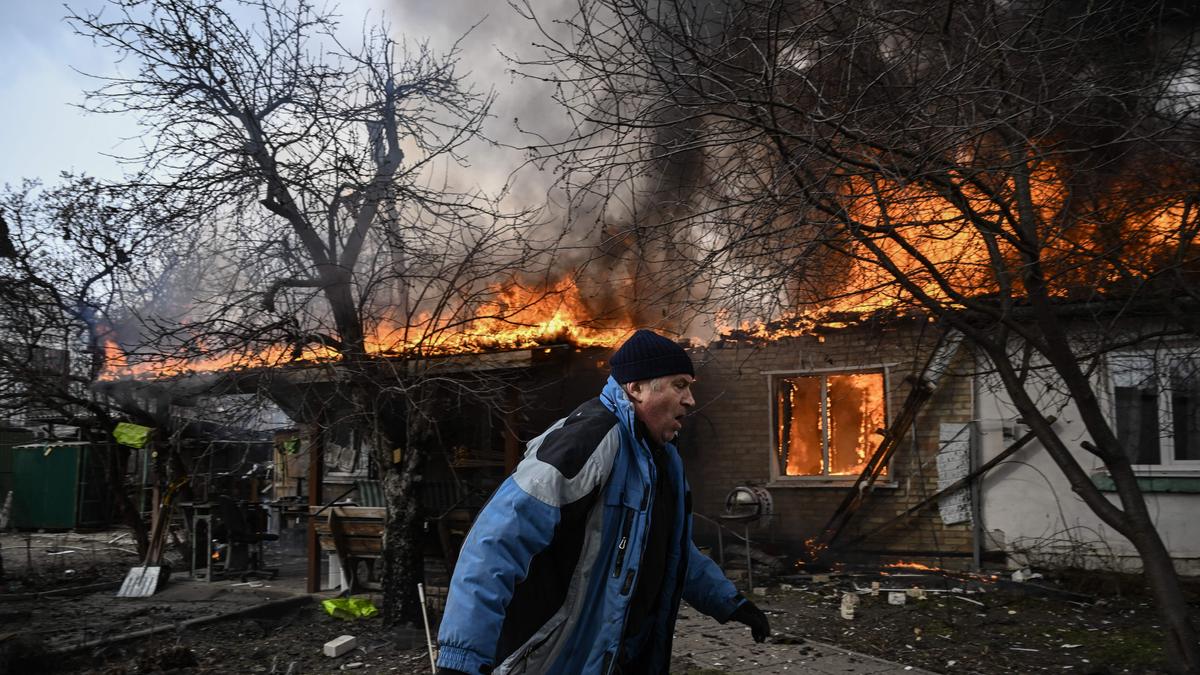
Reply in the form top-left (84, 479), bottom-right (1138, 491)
top-left (0, 0), bottom-right (568, 195)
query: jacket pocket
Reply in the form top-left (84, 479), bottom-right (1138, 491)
top-left (502, 616), bottom-right (564, 674)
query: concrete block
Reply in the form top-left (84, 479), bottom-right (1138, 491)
top-left (324, 635), bottom-right (358, 657)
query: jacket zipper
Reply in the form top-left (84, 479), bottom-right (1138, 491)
top-left (612, 507), bottom-right (634, 577)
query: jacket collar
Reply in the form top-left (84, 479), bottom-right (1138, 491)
top-left (601, 376), bottom-right (671, 454)
top-left (600, 375), bottom-right (635, 426)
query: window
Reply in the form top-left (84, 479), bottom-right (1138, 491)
top-left (771, 369), bottom-right (888, 478)
top-left (1110, 352), bottom-right (1200, 469)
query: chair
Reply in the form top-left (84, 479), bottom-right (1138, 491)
top-left (217, 495), bottom-right (279, 580)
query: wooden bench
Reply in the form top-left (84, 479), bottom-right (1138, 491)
top-left (311, 505), bottom-right (384, 592)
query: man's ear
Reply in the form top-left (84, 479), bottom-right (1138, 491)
top-left (624, 380), bottom-right (644, 403)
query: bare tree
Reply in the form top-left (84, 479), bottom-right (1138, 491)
top-left (518, 0), bottom-right (1200, 669)
top-left (68, 0), bottom-right (556, 622)
top-left (0, 175), bottom-right (191, 554)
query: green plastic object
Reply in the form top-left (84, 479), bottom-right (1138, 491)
top-left (113, 422), bottom-right (152, 448)
top-left (322, 596), bottom-right (380, 620)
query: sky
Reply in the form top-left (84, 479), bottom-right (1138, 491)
top-left (0, 0), bottom-right (568, 195)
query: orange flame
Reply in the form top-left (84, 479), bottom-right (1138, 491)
top-left (100, 159), bottom-right (1196, 381)
top-left (884, 560), bottom-right (940, 571)
top-left (100, 277), bottom-right (633, 380)
top-left (721, 162), bottom-right (1195, 335)
top-left (775, 371), bottom-right (886, 477)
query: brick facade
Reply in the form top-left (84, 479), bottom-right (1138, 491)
top-left (678, 321), bottom-right (978, 568)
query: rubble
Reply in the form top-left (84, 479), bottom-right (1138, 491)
top-left (323, 634), bottom-right (357, 657)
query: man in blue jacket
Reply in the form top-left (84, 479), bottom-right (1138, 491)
top-left (437, 329), bottom-right (770, 674)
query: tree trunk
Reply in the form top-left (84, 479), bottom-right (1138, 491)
top-left (105, 440), bottom-right (149, 556)
top-left (1096, 447), bottom-right (1200, 672)
top-left (982, 336), bottom-right (1199, 673)
top-left (381, 441), bottom-right (424, 625)
top-left (1129, 525), bottom-right (1200, 673)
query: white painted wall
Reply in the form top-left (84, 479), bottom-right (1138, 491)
top-left (973, 360), bottom-right (1200, 577)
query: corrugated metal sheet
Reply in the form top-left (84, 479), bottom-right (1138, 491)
top-left (356, 479), bottom-right (385, 507)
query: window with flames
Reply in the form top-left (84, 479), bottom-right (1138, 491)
top-left (1109, 352), bottom-right (1200, 468)
top-left (772, 370), bottom-right (888, 478)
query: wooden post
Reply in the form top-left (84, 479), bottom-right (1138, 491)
top-left (306, 424), bottom-right (324, 593)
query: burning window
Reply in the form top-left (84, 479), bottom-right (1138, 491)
top-left (773, 371), bottom-right (887, 477)
top-left (1110, 353), bottom-right (1200, 467)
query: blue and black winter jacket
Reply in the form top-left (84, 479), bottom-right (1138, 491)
top-left (436, 377), bottom-right (744, 674)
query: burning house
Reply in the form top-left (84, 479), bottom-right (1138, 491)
top-left (675, 314), bottom-right (1200, 578)
top-left (80, 283), bottom-right (1200, 589)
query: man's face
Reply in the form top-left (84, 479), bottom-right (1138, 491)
top-left (626, 374), bottom-right (696, 445)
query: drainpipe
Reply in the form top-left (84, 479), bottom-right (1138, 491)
top-left (970, 420), bottom-right (983, 571)
top-left (970, 365), bottom-right (983, 571)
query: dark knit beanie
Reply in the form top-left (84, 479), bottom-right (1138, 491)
top-left (609, 329), bottom-right (694, 384)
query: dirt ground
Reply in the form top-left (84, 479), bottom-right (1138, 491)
top-left (1, 530), bottom-right (1196, 674)
top-left (760, 566), bottom-right (1194, 675)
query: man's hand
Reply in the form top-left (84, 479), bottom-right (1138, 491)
top-left (730, 599), bottom-right (770, 642)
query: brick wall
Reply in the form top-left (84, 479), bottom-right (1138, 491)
top-left (678, 321), bottom-right (978, 568)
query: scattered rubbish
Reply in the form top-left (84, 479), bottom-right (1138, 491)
top-left (322, 597), bottom-right (379, 620)
top-left (949, 594), bottom-right (986, 607)
top-left (852, 583), bottom-right (971, 597)
top-left (1012, 569), bottom-right (1029, 582)
top-left (1011, 568), bottom-right (1043, 582)
top-left (323, 635), bottom-right (358, 657)
top-left (888, 592), bottom-right (907, 606)
top-left (1011, 647), bottom-right (1040, 652)
top-left (840, 592), bottom-right (859, 620)
top-left (1061, 643), bottom-right (1081, 649)
top-left (812, 573), bottom-right (831, 583)
top-left (340, 662), bottom-right (364, 670)
top-left (779, 583), bottom-right (794, 590)
top-left (753, 587), bottom-right (768, 596)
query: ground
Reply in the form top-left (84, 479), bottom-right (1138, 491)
top-left (1, 530), bottom-right (1196, 674)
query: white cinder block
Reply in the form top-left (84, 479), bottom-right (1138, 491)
top-left (324, 635), bottom-right (358, 657)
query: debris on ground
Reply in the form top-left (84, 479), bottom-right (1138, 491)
top-left (2, 530), bottom-right (1196, 673)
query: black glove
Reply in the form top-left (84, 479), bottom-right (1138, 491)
top-left (730, 599), bottom-right (770, 643)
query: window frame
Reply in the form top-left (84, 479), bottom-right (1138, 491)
top-left (1106, 349), bottom-right (1200, 474)
top-left (765, 363), bottom-right (896, 485)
